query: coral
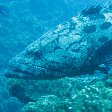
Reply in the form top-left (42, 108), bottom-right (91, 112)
top-left (7, 74), bottom-right (112, 112)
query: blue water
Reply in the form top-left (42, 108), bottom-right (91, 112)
top-left (0, 0), bottom-right (112, 112)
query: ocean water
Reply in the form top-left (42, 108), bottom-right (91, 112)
top-left (0, 0), bottom-right (112, 112)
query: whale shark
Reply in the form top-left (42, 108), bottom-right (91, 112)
top-left (4, 4), bottom-right (112, 80)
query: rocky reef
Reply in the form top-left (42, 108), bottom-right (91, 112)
top-left (6, 74), bottom-right (112, 112)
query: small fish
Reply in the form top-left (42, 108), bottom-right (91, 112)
top-left (0, 10), bottom-right (8, 16)
top-left (4, 4), bottom-right (112, 80)
top-left (0, 5), bottom-right (8, 16)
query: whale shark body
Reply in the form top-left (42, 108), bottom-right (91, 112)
top-left (5, 5), bottom-right (112, 80)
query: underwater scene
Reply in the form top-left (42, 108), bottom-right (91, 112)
top-left (0, 0), bottom-right (112, 112)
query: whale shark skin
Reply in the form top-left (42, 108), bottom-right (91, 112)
top-left (5, 5), bottom-right (112, 80)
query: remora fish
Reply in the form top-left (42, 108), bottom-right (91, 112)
top-left (5, 5), bottom-right (112, 80)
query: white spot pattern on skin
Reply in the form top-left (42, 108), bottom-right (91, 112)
top-left (54, 24), bottom-right (64, 33)
top-left (104, 13), bottom-right (112, 23)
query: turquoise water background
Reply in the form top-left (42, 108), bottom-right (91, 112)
top-left (0, 0), bottom-right (112, 112)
